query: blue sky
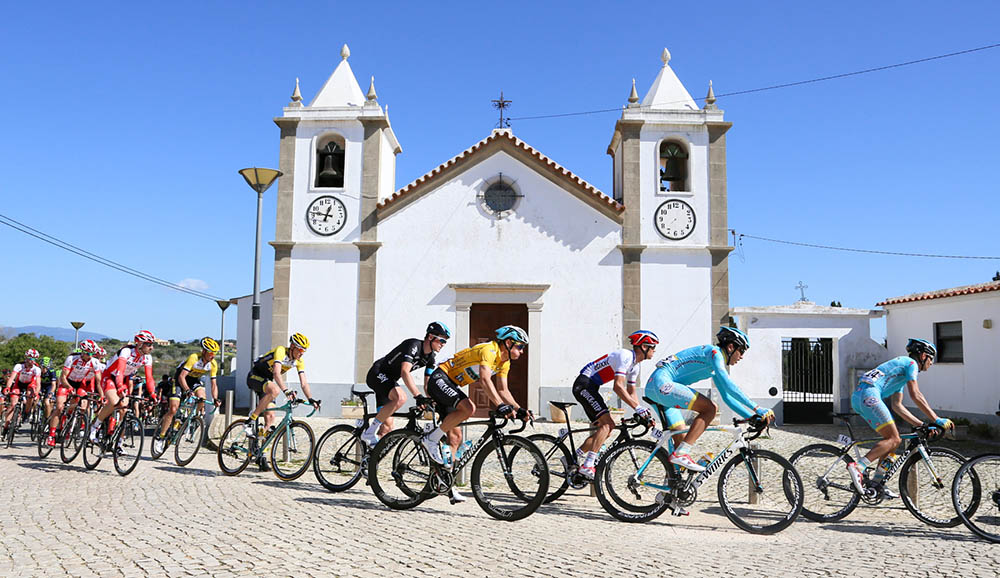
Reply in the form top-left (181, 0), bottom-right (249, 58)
top-left (2, 1), bottom-right (998, 342)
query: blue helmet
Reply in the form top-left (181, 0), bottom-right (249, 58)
top-left (906, 338), bottom-right (936, 358)
top-left (495, 325), bottom-right (529, 345)
top-left (426, 321), bottom-right (451, 339)
top-left (717, 326), bottom-right (750, 352)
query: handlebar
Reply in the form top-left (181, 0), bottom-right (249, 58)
top-left (619, 415), bottom-right (652, 437)
top-left (733, 415), bottom-right (768, 441)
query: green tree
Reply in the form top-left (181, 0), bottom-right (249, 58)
top-left (0, 333), bottom-right (72, 370)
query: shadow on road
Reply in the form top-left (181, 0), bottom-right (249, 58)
top-left (155, 464), bottom-right (220, 477)
top-left (817, 519), bottom-right (980, 542)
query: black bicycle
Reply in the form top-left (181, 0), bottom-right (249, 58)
top-left (312, 387), bottom-right (435, 492)
top-left (790, 412), bottom-right (977, 527)
top-left (82, 398), bottom-right (145, 476)
top-left (528, 401), bottom-right (652, 503)
top-left (952, 452), bottom-right (999, 543)
top-left (368, 408), bottom-right (549, 521)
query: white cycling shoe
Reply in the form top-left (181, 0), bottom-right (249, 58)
top-left (449, 487), bottom-right (467, 503)
top-left (422, 436), bottom-right (445, 465)
top-left (360, 430), bottom-right (379, 449)
top-left (669, 451), bottom-right (705, 472)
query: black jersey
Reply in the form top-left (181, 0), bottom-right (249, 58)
top-left (373, 338), bottom-right (436, 383)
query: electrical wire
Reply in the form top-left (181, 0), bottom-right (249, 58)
top-left (731, 230), bottom-right (1000, 260)
top-left (509, 42), bottom-right (1000, 121)
top-left (0, 213), bottom-right (225, 301)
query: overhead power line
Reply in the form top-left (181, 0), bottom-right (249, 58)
top-left (510, 42), bottom-right (1000, 121)
top-left (732, 230), bottom-right (1000, 260)
top-left (0, 212), bottom-right (225, 301)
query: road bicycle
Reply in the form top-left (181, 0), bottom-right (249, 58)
top-left (38, 392), bottom-right (87, 459)
top-left (150, 392), bottom-right (220, 466)
top-left (528, 401), bottom-right (652, 503)
top-left (594, 397), bottom-right (804, 534)
top-left (27, 396), bottom-right (46, 442)
top-left (952, 452), bottom-right (998, 543)
top-left (312, 387), bottom-right (436, 492)
top-left (60, 393), bottom-right (100, 464)
top-left (217, 399), bottom-right (317, 480)
top-left (82, 397), bottom-right (146, 476)
top-left (4, 391), bottom-right (36, 448)
top-left (790, 412), bottom-right (976, 527)
top-left (368, 409), bottom-right (549, 521)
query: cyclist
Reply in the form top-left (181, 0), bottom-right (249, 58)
top-left (153, 337), bottom-right (221, 455)
top-left (3, 349), bottom-right (43, 435)
top-left (571, 330), bottom-right (659, 479)
top-left (39, 357), bottom-right (57, 419)
top-left (244, 333), bottom-right (320, 468)
top-left (89, 331), bottom-right (158, 443)
top-left (644, 326), bottom-right (774, 472)
top-left (47, 340), bottom-right (101, 447)
top-left (422, 325), bottom-right (530, 475)
top-left (846, 338), bottom-right (952, 493)
top-left (360, 322), bottom-right (449, 448)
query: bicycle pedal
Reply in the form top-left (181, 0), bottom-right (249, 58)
top-left (670, 506), bottom-right (689, 516)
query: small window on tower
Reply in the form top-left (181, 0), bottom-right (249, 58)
top-left (659, 141), bottom-right (688, 192)
top-left (315, 138), bottom-right (345, 188)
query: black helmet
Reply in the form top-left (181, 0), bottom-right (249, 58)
top-left (906, 338), bottom-right (937, 358)
top-left (426, 321), bottom-right (451, 339)
top-left (717, 326), bottom-right (750, 352)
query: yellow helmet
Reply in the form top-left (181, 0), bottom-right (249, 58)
top-left (290, 332), bottom-right (310, 350)
top-left (200, 337), bottom-right (220, 353)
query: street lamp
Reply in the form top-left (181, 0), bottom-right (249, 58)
top-left (216, 299), bottom-right (231, 374)
top-left (238, 167), bottom-right (282, 369)
top-left (70, 321), bottom-right (85, 347)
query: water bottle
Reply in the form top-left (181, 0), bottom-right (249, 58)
top-left (696, 452), bottom-right (715, 468)
top-left (455, 440), bottom-right (473, 460)
top-left (873, 453), bottom-right (897, 482)
top-left (441, 444), bottom-right (452, 467)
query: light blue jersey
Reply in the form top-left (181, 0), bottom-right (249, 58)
top-left (649, 344), bottom-right (758, 419)
top-left (857, 356), bottom-right (918, 398)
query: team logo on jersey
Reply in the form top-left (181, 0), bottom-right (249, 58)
top-left (862, 396), bottom-right (880, 408)
top-left (658, 382), bottom-right (675, 396)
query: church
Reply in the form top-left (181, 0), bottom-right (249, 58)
top-left (242, 45), bottom-right (738, 417)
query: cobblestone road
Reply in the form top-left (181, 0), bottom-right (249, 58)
top-left (0, 420), bottom-right (996, 577)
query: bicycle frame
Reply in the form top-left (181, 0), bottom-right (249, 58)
top-left (633, 423), bottom-right (761, 494)
top-left (251, 400), bottom-right (317, 457)
top-left (820, 428), bottom-right (946, 489)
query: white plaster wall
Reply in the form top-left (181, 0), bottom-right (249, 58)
top-left (885, 292), bottom-right (1000, 418)
top-left (378, 130), bottom-right (397, 202)
top-left (638, 125), bottom-right (710, 247)
top-left (292, 120), bottom-right (365, 243)
top-left (375, 150), bottom-right (623, 397)
top-left (286, 244), bottom-right (360, 385)
top-left (234, 289), bottom-right (272, 409)
top-left (639, 247), bottom-right (713, 355)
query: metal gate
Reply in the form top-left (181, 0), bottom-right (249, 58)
top-left (781, 337), bottom-right (833, 423)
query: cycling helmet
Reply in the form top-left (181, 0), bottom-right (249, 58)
top-left (906, 338), bottom-right (937, 358)
top-left (42, 356), bottom-right (51, 368)
top-left (134, 330), bottom-right (156, 344)
top-left (200, 337), bottom-right (220, 353)
top-left (97, 347), bottom-right (107, 358)
top-left (289, 332), bottom-right (310, 350)
top-left (495, 325), bottom-right (529, 345)
top-left (628, 330), bottom-right (659, 348)
top-left (25, 349), bottom-right (40, 359)
top-left (717, 326), bottom-right (750, 352)
top-left (426, 321), bottom-right (451, 339)
top-left (81, 340), bottom-right (97, 353)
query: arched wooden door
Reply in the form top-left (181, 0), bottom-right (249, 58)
top-left (468, 304), bottom-right (528, 418)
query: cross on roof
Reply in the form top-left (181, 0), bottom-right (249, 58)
top-left (492, 91), bottom-right (512, 129)
top-left (795, 281), bottom-right (809, 302)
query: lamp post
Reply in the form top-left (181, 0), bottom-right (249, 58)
top-left (216, 299), bottom-right (231, 374)
top-left (70, 321), bottom-right (85, 347)
top-left (238, 167), bottom-right (282, 372)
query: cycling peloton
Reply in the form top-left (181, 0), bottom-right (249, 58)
top-left (360, 322), bottom-right (449, 448)
top-left (47, 340), bottom-right (102, 447)
top-left (571, 330), bottom-right (659, 480)
top-left (644, 327), bottom-right (774, 472)
top-left (846, 338), bottom-right (953, 493)
top-left (3, 349), bottom-right (42, 435)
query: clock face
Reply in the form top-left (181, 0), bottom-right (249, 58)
top-left (654, 199), bottom-right (696, 240)
top-left (306, 195), bottom-right (347, 236)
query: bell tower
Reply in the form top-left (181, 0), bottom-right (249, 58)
top-left (271, 44), bottom-right (401, 387)
top-left (608, 48), bottom-right (732, 347)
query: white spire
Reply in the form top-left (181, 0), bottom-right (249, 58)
top-left (703, 80), bottom-right (716, 110)
top-left (367, 75), bottom-right (378, 102)
top-left (289, 77), bottom-right (302, 106)
top-left (640, 47), bottom-right (697, 111)
top-left (628, 78), bottom-right (639, 105)
top-left (309, 45), bottom-right (365, 107)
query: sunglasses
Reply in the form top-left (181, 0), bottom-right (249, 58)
top-left (432, 337), bottom-right (448, 345)
top-left (512, 343), bottom-right (527, 351)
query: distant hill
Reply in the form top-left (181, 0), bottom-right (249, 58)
top-left (0, 325), bottom-right (112, 342)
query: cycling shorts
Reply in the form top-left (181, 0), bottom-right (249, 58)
top-left (572, 374), bottom-right (609, 423)
top-left (643, 368), bottom-right (691, 430)
top-left (102, 377), bottom-right (130, 396)
top-left (170, 368), bottom-right (204, 399)
top-left (246, 371), bottom-right (269, 397)
top-left (10, 384), bottom-right (38, 399)
top-left (851, 386), bottom-right (894, 432)
top-left (425, 368), bottom-right (467, 416)
top-left (57, 379), bottom-right (90, 398)
top-left (366, 365), bottom-right (399, 408)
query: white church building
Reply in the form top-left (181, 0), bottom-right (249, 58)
top-left (242, 45), bottom-right (748, 417)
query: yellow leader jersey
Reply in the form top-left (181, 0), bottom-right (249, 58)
top-left (437, 341), bottom-right (509, 387)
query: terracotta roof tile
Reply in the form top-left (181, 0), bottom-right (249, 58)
top-left (877, 281), bottom-right (1000, 306)
top-left (377, 130), bottom-right (623, 216)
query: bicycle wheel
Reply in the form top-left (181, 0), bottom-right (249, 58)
top-left (593, 439), bottom-right (671, 523)
top-left (898, 446), bottom-right (975, 527)
top-left (217, 419), bottom-right (253, 476)
top-left (174, 416), bottom-right (205, 467)
top-left (368, 430), bottom-right (431, 510)
top-left (270, 420), bottom-right (315, 481)
top-left (5, 407), bottom-right (21, 448)
top-left (82, 418), bottom-right (103, 471)
top-left (37, 424), bottom-right (54, 458)
top-left (150, 424), bottom-right (171, 460)
top-left (313, 424), bottom-right (367, 492)
top-left (61, 411), bottom-right (86, 464)
top-left (788, 443), bottom-right (861, 522)
top-left (953, 453), bottom-right (999, 543)
top-left (526, 433), bottom-right (572, 504)
top-left (717, 449), bottom-right (803, 534)
top-left (470, 435), bottom-right (548, 521)
top-left (29, 407), bottom-right (43, 442)
top-left (113, 415), bottom-right (144, 476)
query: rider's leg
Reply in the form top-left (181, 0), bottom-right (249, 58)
top-left (250, 382), bottom-right (279, 431)
top-left (158, 397), bottom-right (181, 438)
top-left (4, 393), bottom-right (20, 426)
top-left (376, 387), bottom-right (406, 437)
top-left (579, 413), bottom-right (615, 476)
top-left (679, 394), bottom-right (716, 448)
